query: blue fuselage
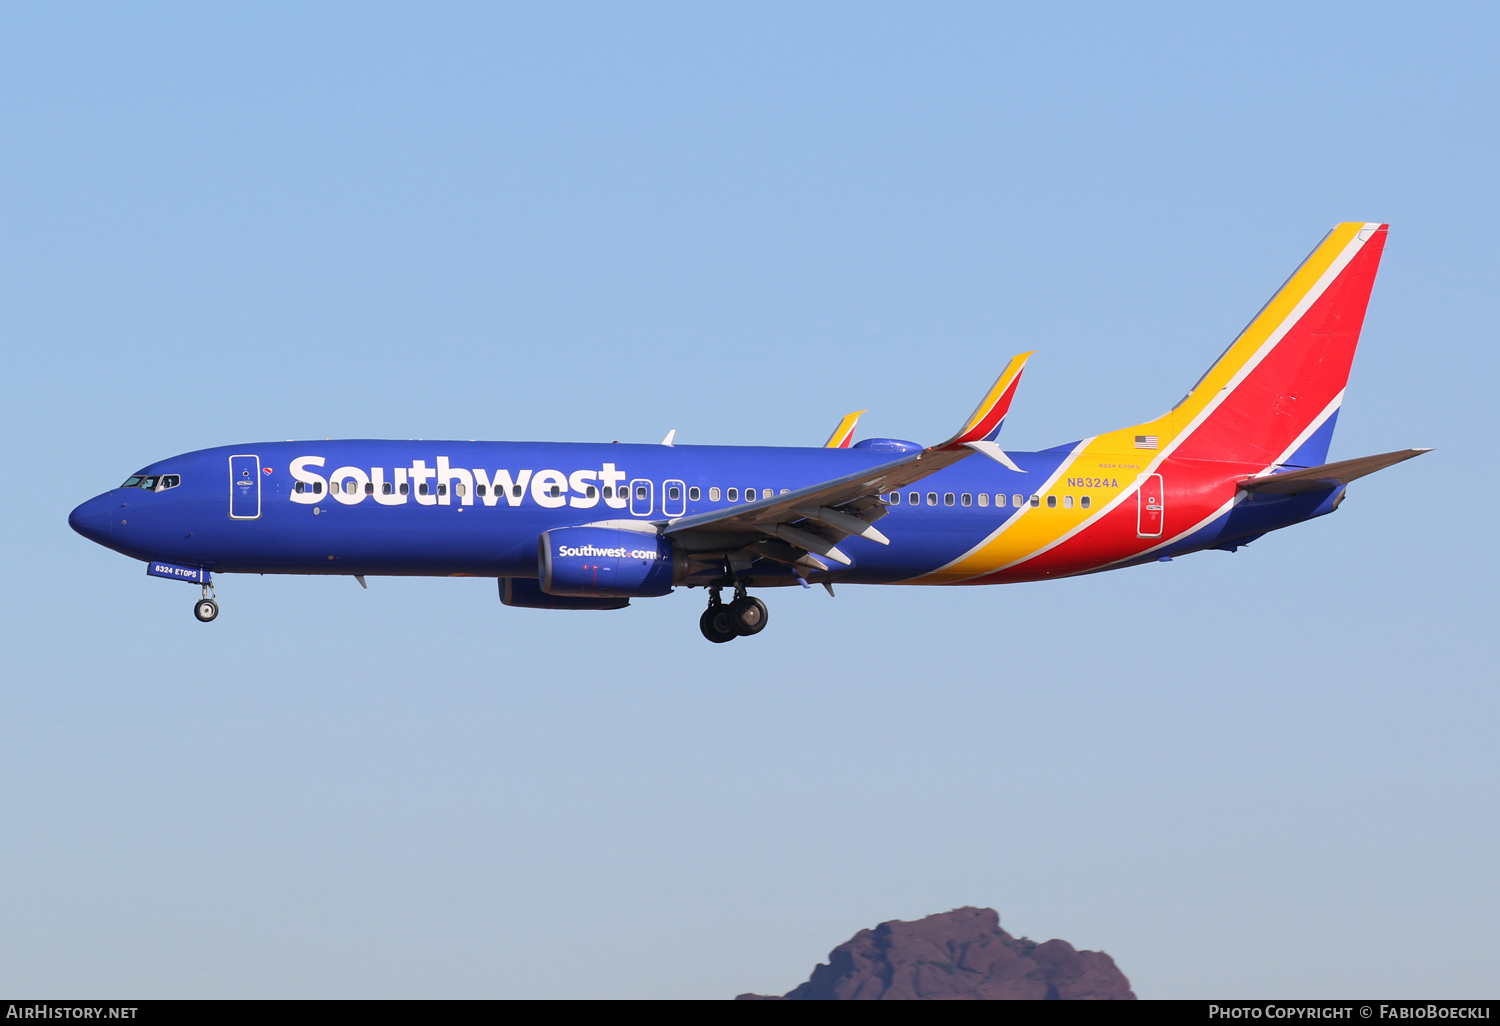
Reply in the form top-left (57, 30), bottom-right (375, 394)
top-left (69, 438), bottom-right (1329, 588)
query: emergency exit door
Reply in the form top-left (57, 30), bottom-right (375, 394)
top-left (229, 454), bottom-right (261, 519)
top-left (1136, 473), bottom-right (1163, 538)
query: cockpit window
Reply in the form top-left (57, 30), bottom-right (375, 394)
top-left (119, 473), bottom-right (181, 490)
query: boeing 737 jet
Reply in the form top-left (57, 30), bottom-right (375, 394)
top-left (70, 222), bottom-right (1427, 642)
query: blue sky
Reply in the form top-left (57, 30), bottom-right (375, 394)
top-left (2, 2), bottom-right (1496, 998)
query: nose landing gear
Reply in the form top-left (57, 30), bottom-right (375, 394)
top-left (698, 584), bottom-right (770, 643)
top-left (193, 581), bottom-right (219, 622)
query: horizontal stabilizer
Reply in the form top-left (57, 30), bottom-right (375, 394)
top-left (1239, 448), bottom-right (1431, 495)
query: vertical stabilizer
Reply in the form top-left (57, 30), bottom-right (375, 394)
top-left (1120, 222), bottom-right (1388, 468)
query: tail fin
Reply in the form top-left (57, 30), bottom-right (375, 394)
top-left (1117, 222), bottom-right (1388, 468)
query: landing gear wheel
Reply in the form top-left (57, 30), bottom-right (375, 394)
top-left (728, 595), bottom-right (768, 636)
top-left (700, 605), bottom-right (738, 644)
top-left (194, 598), bottom-right (219, 623)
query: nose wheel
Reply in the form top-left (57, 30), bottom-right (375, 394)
top-left (193, 582), bottom-right (219, 622)
top-left (698, 586), bottom-right (769, 642)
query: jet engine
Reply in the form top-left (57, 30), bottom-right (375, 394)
top-left (539, 526), bottom-right (676, 598)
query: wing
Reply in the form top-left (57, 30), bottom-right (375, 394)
top-left (663, 353), bottom-right (1036, 573)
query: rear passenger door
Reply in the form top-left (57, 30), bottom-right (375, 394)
top-left (1136, 473), bottom-right (1163, 538)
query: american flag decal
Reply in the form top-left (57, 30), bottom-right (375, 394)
top-left (1135, 435), bottom-right (1159, 450)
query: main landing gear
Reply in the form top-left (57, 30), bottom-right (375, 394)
top-left (699, 584), bottom-right (768, 643)
top-left (193, 581), bottom-right (219, 623)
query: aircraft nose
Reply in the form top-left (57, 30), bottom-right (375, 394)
top-left (68, 493), bottom-right (116, 545)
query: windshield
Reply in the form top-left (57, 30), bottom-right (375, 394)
top-left (118, 474), bottom-right (178, 490)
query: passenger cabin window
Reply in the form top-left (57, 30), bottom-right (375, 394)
top-left (977, 493), bottom-right (989, 507)
top-left (513, 485), bottom-right (522, 497)
top-left (364, 482), bottom-right (373, 495)
top-left (888, 491), bottom-right (900, 505)
top-left (602, 486), bottom-right (612, 498)
top-left (1015, 494), bottom-right (1025, 507)
top-left (909, 491), bottom-right (919, 505)
top-left (384, 482), bottom-right (394, 495)
top-left (456, 483), bottom-right (466, 497)
top-left (314, 482), bottom-right (323, 494)
top-left (419, 483), bottom-right (429, 496)
top-left (634, 485), bottom-right (647, 500)
top-left (727, 488), bottom-right (738, 501)
top-left (995, 494), bottom-right (1006, 507)
top-left (689, 486), bottom-right (700, 501)
top-left (927, 492), bottom-right (937, 506)
top-left (961, 493), bottom-right (971, 506)
top-left (400, 483), bottom-right (409, 495)
top-left (1081, 495), bottom-right (1091, 509)
top-left (746, 486), bottom-right (756, 499)
top-left (943, 493), bottom-right (955, 506)
top-left (552, 485), bottom-right (563, 498)
top-left (1028, 494), bottom-right (1039, 507)
top-left (438, 484), bottom-right (448, 497)
top-left (1046, 495), bottom-right (1056, 508)
top-left (295, 481), bottom-right (305, 493)
top-left (1063, 495), bottom-right (1073, 508)
top-left (586, 485), bottom-right (597, 498)
top-left (668, 486), bottom-right (681, 501)
top-left (709, 487), bottom-right (720, 501)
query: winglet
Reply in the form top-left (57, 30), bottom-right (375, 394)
top-left (823, 410), bottom-right (867, 448)
top-left (943, 351), bottom-right (1036, 448)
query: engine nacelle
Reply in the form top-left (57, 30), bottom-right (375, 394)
top-left (501, 577), bottom-right (629, 610)
top-left (540, 526), bottom-right (675, 598)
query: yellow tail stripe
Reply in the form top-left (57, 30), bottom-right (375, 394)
top-left (906, 223), bottom-right (1375, 584)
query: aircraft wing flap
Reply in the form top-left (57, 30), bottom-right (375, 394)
top-left (1239, 448), bottom-right (1431, 495)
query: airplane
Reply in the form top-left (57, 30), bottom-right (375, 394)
top-left (69, 221), bottom-right (1428, 643)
